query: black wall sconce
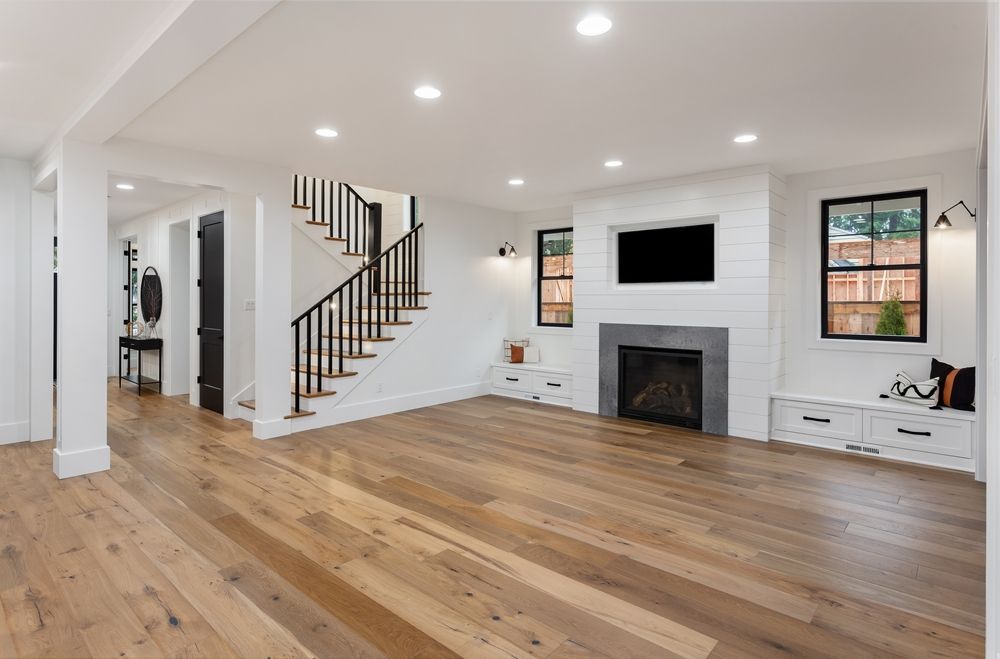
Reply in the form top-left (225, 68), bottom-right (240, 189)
top-left (935, 200), bottom-right (976, 229)
top-left (499, 241), bottom-right (517, 257)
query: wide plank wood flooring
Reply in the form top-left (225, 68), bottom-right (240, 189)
top-left (0, 382), bottom-right (985, 657)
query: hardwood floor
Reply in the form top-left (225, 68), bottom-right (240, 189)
top-left (0, 383), bottom-right (985, 658)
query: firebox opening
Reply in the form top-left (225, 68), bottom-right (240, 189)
top-left (618, 345), bottom-right (703, 429)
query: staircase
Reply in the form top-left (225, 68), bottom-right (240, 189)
top-left (237, 175), bottom-right (428, 425)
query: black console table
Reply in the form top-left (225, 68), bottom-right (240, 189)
top-left (119, 336), bottom-right (163, 395)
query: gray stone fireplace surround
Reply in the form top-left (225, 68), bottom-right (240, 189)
top-left (598, 324), bottom-right (729, 435)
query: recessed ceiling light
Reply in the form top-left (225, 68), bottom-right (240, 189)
top-left (314, 127), bottom-right (338, 138)
top-left (414, 85), bottom-right (441, 99)
top-left (576, 15), bottom-right (612, 36)
top-left (116, 183), bottom-right (134, 191)
top-left (604, 159), bottom-right (623, 168)
top-left (733, 134), bottom-right (758, 143)
top-left (508, 178), bottom-right (524, 186)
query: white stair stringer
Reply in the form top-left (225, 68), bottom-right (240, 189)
top-left (291, 206), bottom-right (366, 272)
top-left (289, 309), bottom-right (431, 432)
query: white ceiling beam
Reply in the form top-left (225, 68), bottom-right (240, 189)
top-left (40, 0), bottom-right (278, 161)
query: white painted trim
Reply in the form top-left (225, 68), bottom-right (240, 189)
top-left (985, 3), bottom-right (999, 655)
top-left (0, 421), bottom-right (29, 446)
top-left (253, 416), bottom-right (291, 440)
top-left (290, 382), bottom-right (491, 432)
top-left (52, 445), bottom-right (110, 479)
top-left (803, 174), bottom-right (943, 355)
top-left (770, 431), bottom-right (975, 473)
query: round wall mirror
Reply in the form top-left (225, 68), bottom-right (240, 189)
top-left (140, 266), bottom-right (163, 323)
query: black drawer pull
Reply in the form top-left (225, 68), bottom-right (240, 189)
top-left (546, 382), bottom-right (562, 387)
top-left (803, 416), bottom-right (830, 423)
top-left (505, 377), bottom-right (519, 382)
top-left (898, 427), bottom-right (931, 437)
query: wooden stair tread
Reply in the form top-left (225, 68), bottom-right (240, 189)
top-left (324, 236), bottom-right (347, 242)
top-left (305, 220), bottom-right (329, 226)
top-left (341, 319), bottom-right (411, 325)
top-left (303, 350), bottom-right (377, 359)
top-left (291, 204), bottom-right (310, 210)
top-left (292, 366), bottom-right (359, 378)
top-left (239, 398), bottom-right (327, 415)
top-left (342, 252), bottom-right (365, 257)
top-left (357, 305), bottom-right (427, 311)
top-left (322, 334), bottom-right (395, 342)
top-left (293, 387), bottom-right (336, 399)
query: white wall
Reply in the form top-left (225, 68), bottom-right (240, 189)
top-left (510, 206), bottom-right (575, 367)
top-left (168, 221), bottom-right (190, 395)
top-left (571, 166), bottom-right (785, 441)
top-left (0, 159), bottom-right (32, 444)
top-left (783, 149), bottom-right (978, 399)
top-left (335, 196), bottom-right (517, 411)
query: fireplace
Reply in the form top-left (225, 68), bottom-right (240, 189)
top-left (618, 345), bottom-right (703, 429)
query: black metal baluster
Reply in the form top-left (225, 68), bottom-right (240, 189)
top-left (327, 295), bottom-right (333, 376)
top-left (305, 313), bottom-right (312, 394)
top-left (293, 174), bottom-right (298, 206)
top-left (394, 246), bottom-right (399, 322)
top-left (294, 321), bottom-right (301, 412)
top-left (316, 303), bottom-right (323, 393)
top-left (348, 279), bottom-right (354, 356)
top-left (338, 183), bottom-right (343, 239)
top-left (311, 177), bottom-right (316, 222)
top-left (338, 289), bottom-right (344, 374)
top-left (366, 266), bottom-right (372, 343)
top-left (415, 226), bottom-right (420, 308)
top-left (320, 178), bottom-right (325, 224)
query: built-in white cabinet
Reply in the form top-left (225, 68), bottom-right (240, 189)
top-left (771, 392), bottom-right (975, 472)
top-left (491, 363), bottom-right (572, 407)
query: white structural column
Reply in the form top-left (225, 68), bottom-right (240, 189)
top-left (253, 179), bottom-right (293, 439)
top-left (30, 189), bottom-right (55, 441)
top-left (54, 140), bottom-right (110, 477)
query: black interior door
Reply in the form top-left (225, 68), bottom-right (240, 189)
top-left (199, 211), bottom-right (224, 414)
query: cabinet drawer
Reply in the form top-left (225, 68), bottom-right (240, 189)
top-left (773, 399), bottom-right (862, 442)
top-left (865, 411), bottom-right (972, 458)
top-left (493, 367), bottom-right (530, 392)
top-left (532, 372), bottom-right (572, 399)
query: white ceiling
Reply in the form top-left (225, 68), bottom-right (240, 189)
top-left (116, 1), bottom-right (987, 211)
top-left (107, 177), bottom-right (203, 225)
top-left (0, 1), bottom-right (177, 160)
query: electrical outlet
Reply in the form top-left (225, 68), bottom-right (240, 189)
top-left (244, 299), bottom-right (255, 311)
top-left (375, 382), bottom-right (383, 394)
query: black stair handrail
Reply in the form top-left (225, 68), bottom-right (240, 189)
top-left (293, 174), bottom-right (371, 255)
top-left (291, 222), bottom-right (424, 413)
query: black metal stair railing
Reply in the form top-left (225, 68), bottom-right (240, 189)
top-left (293, 174), bottom-right (371, 256)
top-left (290, 222), bottom-right (424, 413)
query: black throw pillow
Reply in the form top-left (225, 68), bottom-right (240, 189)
top-left (930, 358), bottom-right (975, 411)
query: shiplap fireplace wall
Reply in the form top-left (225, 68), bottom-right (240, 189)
top-left (571, 166), bottom-right (787, 440)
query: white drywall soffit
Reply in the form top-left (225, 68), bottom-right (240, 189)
top-left (0, 1), bottom-right (278, 161)
top-left (118, 2), bottom-right (985, 211)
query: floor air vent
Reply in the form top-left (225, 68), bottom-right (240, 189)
top-left (845, 443), bottom-right (880, 455)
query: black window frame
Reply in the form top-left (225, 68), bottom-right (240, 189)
top-left (537, 227), bottom-right (573, 328)
top-left (820, 188), bottom-right (928, 343)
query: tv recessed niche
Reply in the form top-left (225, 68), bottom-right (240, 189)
top-left (617, 223), bottom-right (716, 284)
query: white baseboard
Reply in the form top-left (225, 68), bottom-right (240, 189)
top-left (53, 445), bottom-right (111, 479)
top-left (291, 382), bottom-right (491, 433)
top-left (0, 421), bottom-right (29, 445)
top-left (253, 416), bottom-right (292, 440)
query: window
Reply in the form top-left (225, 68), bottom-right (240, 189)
top-left (537, 228), bottom-right (573, 327)
top-left (821, 189), bottom-right (927, 342)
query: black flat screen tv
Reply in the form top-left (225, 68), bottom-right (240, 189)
top-left (617, 223), bottom-right (715, 284)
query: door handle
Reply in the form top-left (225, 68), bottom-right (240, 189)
top-left (803, 416), bottom-right (830, 423)
top-left (897, 427), bottom-right (931, 437)
top-left (505, 377), bottom-right (518, 382)
top-left (546, 382), bottom-right (562, 387)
